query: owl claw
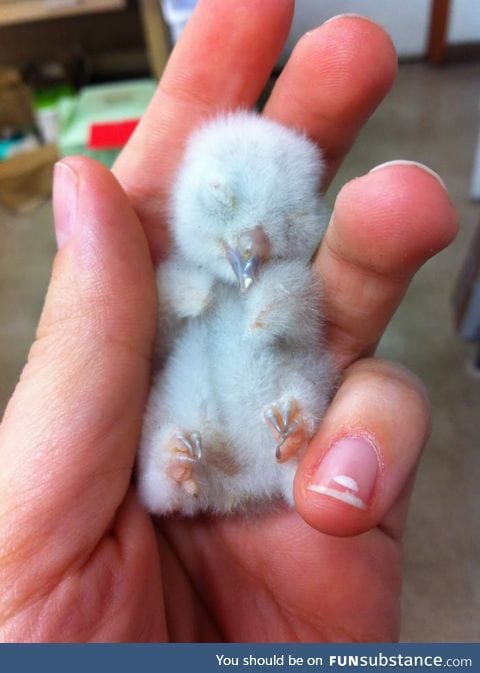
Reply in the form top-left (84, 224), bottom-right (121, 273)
top-left (263, 407), bottom-right (283, 434)
top-left (275, 417), bottom-right (302, 461)
top-left (166, 431), bottom-right (203, 495)
top-left (263, 399), bottom-right (308, 463)
top-left (176, 431), bottom-right (203, 461)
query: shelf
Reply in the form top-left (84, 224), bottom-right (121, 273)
top-left (0, 0), bottom-right (126, 26)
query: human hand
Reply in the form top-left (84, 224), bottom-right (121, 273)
top-left (0, 2), bottom-right (458, 641)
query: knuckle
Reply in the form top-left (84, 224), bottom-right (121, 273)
top-left (345, 357), bottom-right (431, 424)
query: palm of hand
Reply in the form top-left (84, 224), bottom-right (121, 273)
top-left (52, 499), bottom-right (399, 641)
top-left (159, 512), bottom-right (400, 641)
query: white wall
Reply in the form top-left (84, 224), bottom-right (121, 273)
top-left (448, 0), bottom-right (480, 43)
top-left (283, 0), bottom-right (480, 61)
top-left (283, 0), bottom-right (430, 59)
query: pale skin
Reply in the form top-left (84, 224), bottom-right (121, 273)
top-left (0, 2), bottom-right (458, 641)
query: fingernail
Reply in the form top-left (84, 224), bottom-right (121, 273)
top-left (307, 436), bottom-right (379, 510)
top-left (369, 160), bottom-right (446, 190)
top-left (323, 13), bottom-right (373, 26)
top-left (53, 161), bottom-right (78, 249)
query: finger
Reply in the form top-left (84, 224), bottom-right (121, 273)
top-left (316, 162), bottom-right (459, 368)
top-left (0, 156), bottom-right (156, 573)
top-left (113, 0), bottom-right (294, 259)
top-left (294, 358), bottom-right (431, 538)
top-left (264, 15), bottom-right (398, 188)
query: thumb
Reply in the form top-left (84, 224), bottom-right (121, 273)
top-left (294, 358), bottom-right (431, 538)
top-left (0, 157), bottom-right (156, 566)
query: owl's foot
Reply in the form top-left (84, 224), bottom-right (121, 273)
top-left (165, 431), bottom-right (203, 496)
top-left (263, 398), bottom-right (309, 463)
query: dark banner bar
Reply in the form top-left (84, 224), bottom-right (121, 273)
top-left (0, 643), bottom-right (478, 672)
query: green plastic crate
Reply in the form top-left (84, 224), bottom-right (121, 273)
top-left (58, 79), bottom-right (156, 167)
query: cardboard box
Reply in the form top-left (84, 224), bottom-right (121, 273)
top-left (0, 143), bottom-right (57, 212)
top-left (0, 69), bottom-right (57, 211)
top-left (0, 68), bottom-right (35, 130)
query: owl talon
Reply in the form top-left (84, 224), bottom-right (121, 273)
top-left (274, 417), bottom-right (301, 461)
top-left (263, 399), bottom-right (308, 463)
top-left (176, 431), bottom-right (203, 461)
top-left (263, 407), bottom-right (283, 434)
top-left (166, 431), bottom-right (203, 494)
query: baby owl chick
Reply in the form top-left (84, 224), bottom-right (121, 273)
top-left (138, 111), bottom-right (335, 515)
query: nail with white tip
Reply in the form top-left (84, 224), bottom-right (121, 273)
top-left (307, 436), bottom-right (379, 510)
top-left (323, 13), bottom-right (374, 26)
top-left (369, 160), bottom-right (446, 190)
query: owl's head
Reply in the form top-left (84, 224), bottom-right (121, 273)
top-left (171, 111), bottom-right (327, 290)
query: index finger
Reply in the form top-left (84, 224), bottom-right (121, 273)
top-left (113, 0), bottom-right (294, 259)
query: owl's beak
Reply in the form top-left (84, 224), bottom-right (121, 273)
top-left (225, 227), bottom-right (270, 292)
top-left (225, 246), bottom-right (261, 292)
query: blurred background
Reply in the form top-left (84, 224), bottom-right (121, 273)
top-left (0, 0), bottom-right (479, 642)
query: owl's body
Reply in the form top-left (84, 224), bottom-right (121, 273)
top-left (138, 112), bottom-right (335, 515)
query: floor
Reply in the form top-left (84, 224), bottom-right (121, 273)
top-left (1, 62), bottom-right (479, 642)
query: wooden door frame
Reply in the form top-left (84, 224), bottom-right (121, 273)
top-left (427, 0), bottom-right (451, 64)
